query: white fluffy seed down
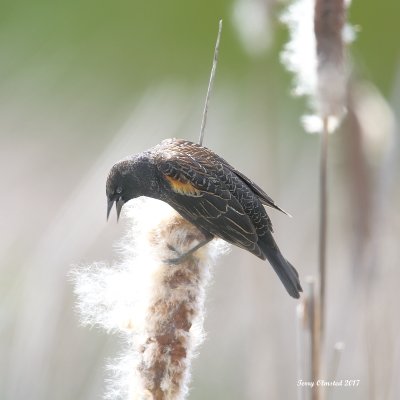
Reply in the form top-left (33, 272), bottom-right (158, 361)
top-left (72, 198), bottom-right (229, 400)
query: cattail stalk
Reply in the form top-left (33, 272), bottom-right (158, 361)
top-left (306, 278), bottom-right (322, 400)
top-left (296, 302), bottom-right (306, 400)
top-left (328, 342), bottom-right (344, 383)
top-left (318, 116), bottom-right (329, 337)
top-left (314, 0), bottom-right (346, 342)
top-left (282, 1), bottom-right (352, 399)
top-left (296, 277), bottom-right (322, 400)
top-left (73, 199), bottom-right (226, 400)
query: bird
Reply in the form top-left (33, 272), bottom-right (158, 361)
top-left (106, 138), bottom-right (302, 298)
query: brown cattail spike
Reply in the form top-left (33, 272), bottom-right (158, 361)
top-left (135, 208), bottom-right (220, 399)
top-left (314, 0), bottom-right (347, 119)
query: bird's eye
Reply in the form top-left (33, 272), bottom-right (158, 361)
top-left (116, 187), bottom-right (122, 194)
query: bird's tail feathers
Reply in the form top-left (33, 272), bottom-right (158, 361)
top-left (259, 240), bottom-right (302, 298)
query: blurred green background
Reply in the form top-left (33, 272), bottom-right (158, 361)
top-left (1, 0), bottom-right (399, 399)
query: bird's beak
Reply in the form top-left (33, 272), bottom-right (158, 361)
top-left (107, 198), bottom-right (125, 221)
top-left (107, 199), bottom-right (114, 221)
top-left (116, 198), bottom-right (124, 221)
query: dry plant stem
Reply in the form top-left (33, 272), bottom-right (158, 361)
top-left (318, 116), bottom-right (329, 339)
top-left (198, 19), bottom-right (223, 146)
top-left (296, 303), bottom-right (306, 400)
top-left (306, 278), bottom-right (321, 400)
top-left (328, 342), bottom-right (344, 384)
top-left (137, 214), bottom-right (212, 400)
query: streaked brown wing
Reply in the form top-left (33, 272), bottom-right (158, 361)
top-left (154, 147), bottom-right (265, 258)
top-left (231, 168), bottom-right (291, 216)
top-left (169, 192), bottom-right (264, 258)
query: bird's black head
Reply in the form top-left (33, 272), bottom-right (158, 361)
top-left (106, 155), bottom-right (153, 221)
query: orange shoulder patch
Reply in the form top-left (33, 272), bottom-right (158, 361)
top-left (164, 175), bottom-right (201, 197)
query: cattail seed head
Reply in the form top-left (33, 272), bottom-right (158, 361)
top-left (281, 0), bottom-right (355, 133)
top-left (314, 0), bottom-right (346, 120)
top-left (72, 198), bottom-right (228, 399)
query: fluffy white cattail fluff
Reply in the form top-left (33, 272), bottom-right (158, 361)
top-left (72, 198), bottom-right (228, 400)
top-left (281, 0), bottom-right (354, 133)
top-left (231, 0), bottom-right (273, 56)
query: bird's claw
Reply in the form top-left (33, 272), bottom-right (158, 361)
top-left (163, 252), bottom-right (190, 265)
top-left (163, 237), bottom-right (213, 264)
top-left (163, 244), bottom-right (187, 264)
top-left (163, 255), bottom-right (187, 265)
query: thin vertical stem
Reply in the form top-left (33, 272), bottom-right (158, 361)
top-left (328, 342), bottom-right (344, 382)
top-left (198, 19), bottom-right (223, 146)
top-left (307, 278), bottom-right (321, 400)
top-left (297, 302), bottom-right (306, 400)
top-left (319, 116), bottom-right (329, 339)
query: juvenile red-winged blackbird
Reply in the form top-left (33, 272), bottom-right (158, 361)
top-left (106, 138), bottom-right (302, 298)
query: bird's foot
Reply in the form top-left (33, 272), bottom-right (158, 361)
top-left (164, 253), bottom-right (188, 265)
top-left (164, 244), bottom-right (185, 264)
top-left (163, 237), bottom-right (213, 265)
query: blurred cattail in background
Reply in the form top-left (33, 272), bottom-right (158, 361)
top-left (342, 81), bottom-right (396, 277)
top-left (73, 198), bottom-right (228, 399)
top-left (281, 0), bottom-right (354, 399)
top-left (231, 0), bottom-right (273, 56)
top-left (281, 0), bottom-right (354, 133)
top-left (339, 80), bottom-right (399, 400)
